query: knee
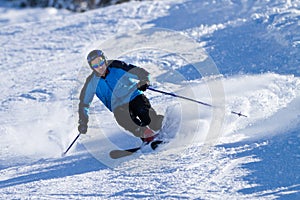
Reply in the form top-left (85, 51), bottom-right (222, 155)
top-left (141, 116), bottom-right (151, 126)
top-left (138, 110), bottom-right (151, 126)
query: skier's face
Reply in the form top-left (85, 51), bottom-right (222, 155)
top-left (91, 56), bottom-right (107, 76)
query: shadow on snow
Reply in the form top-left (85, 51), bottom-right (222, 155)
top-left (149, 0), bottom-right (300, 77)
top-left (219, 130), bottom-right (300, 199)
top-left (0, 151), bottom-right (107, 189)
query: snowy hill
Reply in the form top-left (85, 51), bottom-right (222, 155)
top-left (0, 0), bottom-right (299, 199)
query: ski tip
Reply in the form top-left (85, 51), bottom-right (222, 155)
top-left (109, 146), bottom-right (141, 159)
top-left (109, 140), bottom-right (166, 159)
top-left (109, 150), bottom-right (120, 159)
top-left (109, 150), bottom-right (135, 159)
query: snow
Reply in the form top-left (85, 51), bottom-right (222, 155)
top-left (1, 0), bottom-right (300, 199)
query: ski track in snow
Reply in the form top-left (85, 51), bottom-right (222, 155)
top-left (0, 0), bottom-right (300, 199)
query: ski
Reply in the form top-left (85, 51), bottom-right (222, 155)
top-left (109, 146), bottom-right (142, 159)
top-left (150, 140), bottom-right (164, 150)
top-left (109, 140), bottom-right (165, 159)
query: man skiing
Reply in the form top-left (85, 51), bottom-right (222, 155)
top-left (78, 49), bottom-right (164, 143)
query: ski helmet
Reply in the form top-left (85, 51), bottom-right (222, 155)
top-left (87, 49), bottom-right (106, 66)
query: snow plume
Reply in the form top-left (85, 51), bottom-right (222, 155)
top-left (2, 101), bottom-right (75, 160)
top-left (158, 73), bottom-right (300, 148)
top-left (220, 73), bottom-right (300, 143)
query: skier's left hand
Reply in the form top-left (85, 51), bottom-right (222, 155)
top-left (137, 80), bottom-right (150, 91)
top-left (78, 123), bottom-right (88, 134)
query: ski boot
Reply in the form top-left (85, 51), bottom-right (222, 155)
top-left (140, 127), bottom-right (158, 143)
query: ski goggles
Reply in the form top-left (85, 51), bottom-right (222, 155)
top-left (91, 57), bottom-right (106, 69)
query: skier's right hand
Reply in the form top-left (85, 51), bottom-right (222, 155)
top-left (78, 123), bottom-right (88, 134)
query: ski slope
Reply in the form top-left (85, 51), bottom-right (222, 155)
top-left (1, 0), bottom-right (300, 199)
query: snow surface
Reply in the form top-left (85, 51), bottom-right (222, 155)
top-left (1, 0), bottom-right (300, 199)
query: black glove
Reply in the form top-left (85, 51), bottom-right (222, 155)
top-left (78, 123), bottom-right (88, 134)
top-left (137, 80), bottom-right (150, 91)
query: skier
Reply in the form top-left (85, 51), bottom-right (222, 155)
top-left (78, 49), bottom-right (164, 142)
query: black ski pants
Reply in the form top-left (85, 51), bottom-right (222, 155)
top-left (113, 94), bottom-right (163, 137)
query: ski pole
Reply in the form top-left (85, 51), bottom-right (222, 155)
top-left (62, 133), bottom-right (81, 156)
top-left (148, 87), bottom-right (247, 117)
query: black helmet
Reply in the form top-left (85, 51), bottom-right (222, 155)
top-left (87, 49), bottom-right (106, 66)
